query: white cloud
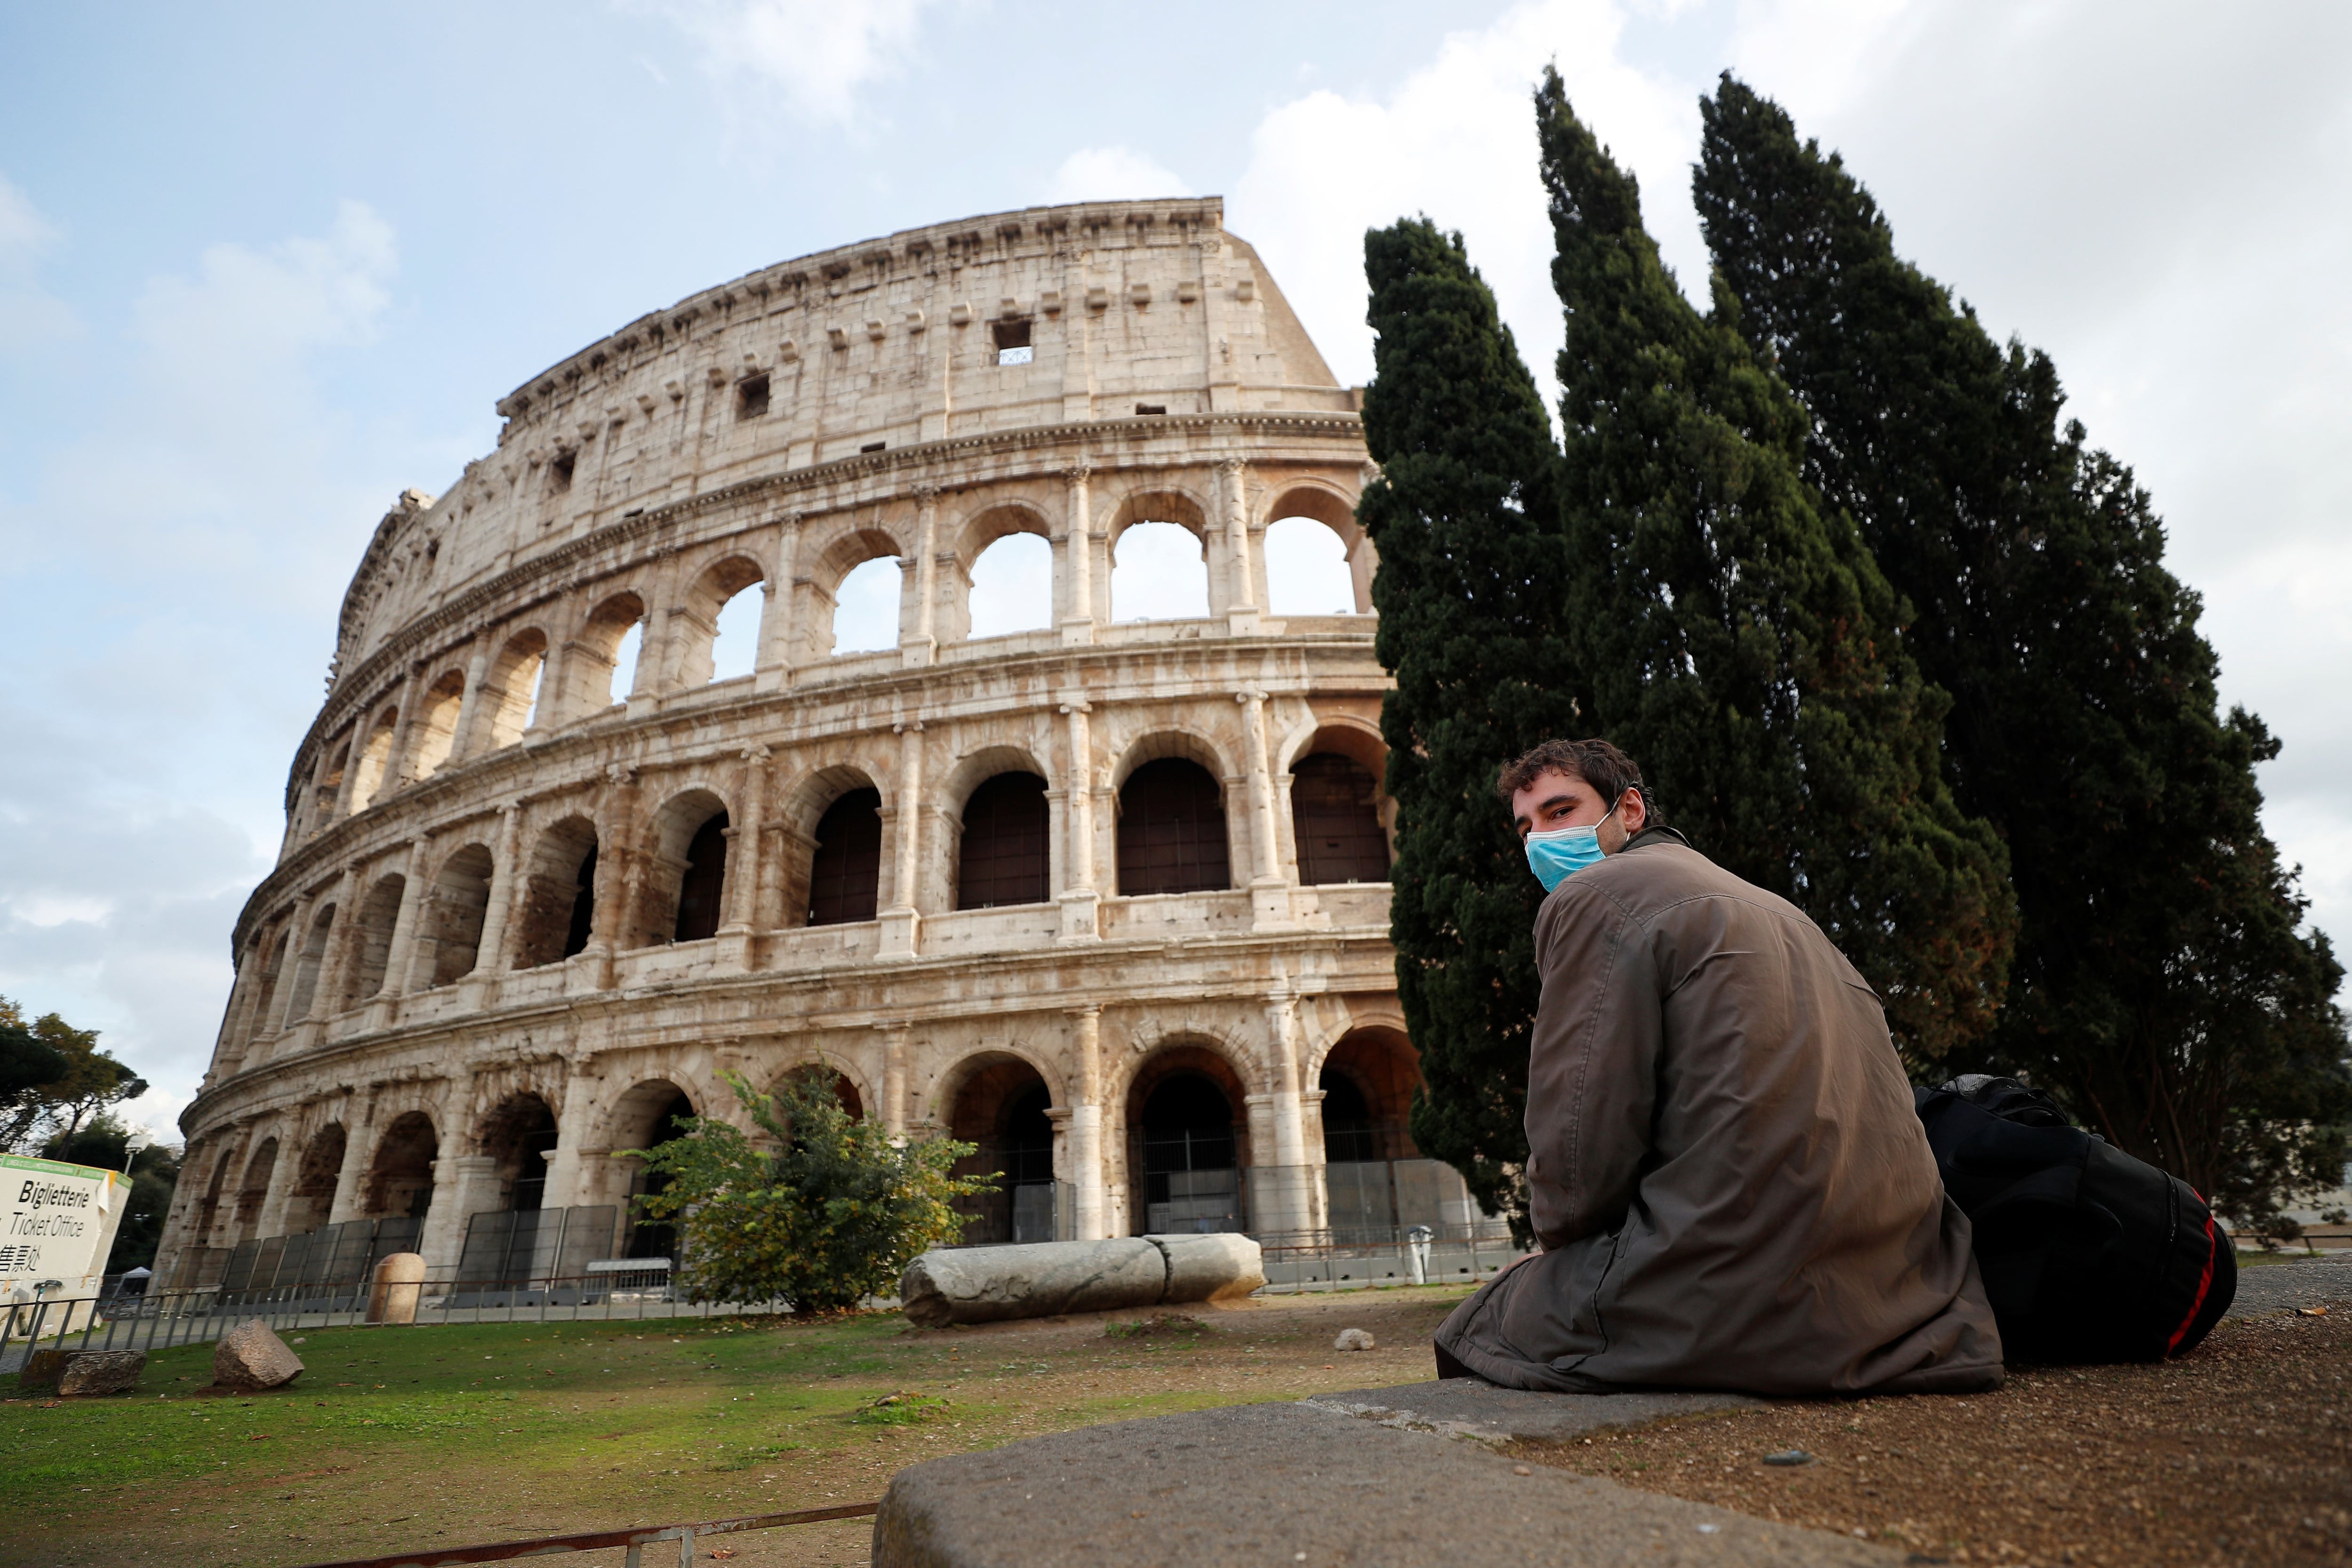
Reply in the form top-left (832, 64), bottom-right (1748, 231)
top-left (1229, 0), bottom-right (1699, 403)
top-left (625, 0), bottom-right (944, 127)
top-left (1049, 147), bottom-right (1190, 206)
top-left (0, 200), bottom-right (432, 1139)
top-left (0, 171), bottom-right (79, 351)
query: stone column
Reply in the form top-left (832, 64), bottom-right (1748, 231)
top-left (1067, 1006), bottom-right (1106, 1240)
top-left (904, 485), bottom-right (940, 668)
top-left (1261, 986), bottom-right (1315, 1238)
top-left (754, 513), bottom-right (802, 693)
top-left (572, 765), bottom-right (635, 992)
top-left (1058, 464), bottom-right (1097, 646)
top-left (447, 639), bottom-right (493, 762)
top-left (540, 1080), bottom-right (599, 1212)
top-left (881, 1025), bottom-right (910, 1139)
top-left (417, 1153), bottom-right (501, 1281)
top-left (464, 804), bottom-right (524, 1006)
top-left (1237, 689), bottom-right (1292, 929)
top-left (717, 745), bottom-right (768, 971)
top-left (252, 1137), bottom-right (303, 1241)
top-left (309, 860), bottom-right (374, 1027)
top-left (326, 1103), bottom-right (374, 1225)
top-left (1056, 700), bottom-right (1101, 941)
top-left (1220, 458), bottom-right (1259, 633)
top-left (879, 722), bottom-right (924, 957)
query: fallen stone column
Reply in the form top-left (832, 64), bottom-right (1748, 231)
top-left (898, 1234), bottom-right (1264, 1328)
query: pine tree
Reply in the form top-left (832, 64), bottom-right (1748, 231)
top-left (1695, 76), bottom-right (2351, 1222)
top-left (1536, 68), bottom-right (2017, 1065)
top-left (1359, 218), bottom-right (1576, 1229)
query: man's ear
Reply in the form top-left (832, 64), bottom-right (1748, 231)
top-left (1620, 788), bottom-right (1648, 835)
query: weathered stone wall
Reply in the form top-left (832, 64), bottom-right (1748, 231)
top-left (160, 198), bottom-right (1415, 1284)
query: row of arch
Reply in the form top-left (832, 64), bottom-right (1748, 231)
top-left (232, 741), bottom-right (1390, 1050)
top-left (186, 1025), bottom-right (1423, 1254)
top-left (297, 472), bottom-right (1371, 841)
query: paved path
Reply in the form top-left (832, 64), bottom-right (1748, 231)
top-left (873, 1396), bottom-right (1895, 1567)
top-left (2225, 1249), bottom-right (2352, 1317)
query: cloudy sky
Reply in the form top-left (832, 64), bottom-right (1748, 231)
top-left (2, 0), bottom-right (2345, 1143)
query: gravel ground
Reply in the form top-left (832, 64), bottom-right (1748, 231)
top-left (1512, 1278), bottom-right (2352, 1567)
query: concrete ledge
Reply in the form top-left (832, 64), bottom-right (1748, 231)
top-left (1305, 1380), bottom-right (1762, 1445)
top-left (872, 1400), bottom-right (1897, 1567)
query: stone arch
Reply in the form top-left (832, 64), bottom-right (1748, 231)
top-left (477, 1091), bottom-right (561, 1212)
top-left (937, 745), bottom-right (1051, 913)
top-left (1259, 482), bottom-right (1372, 614)
top-left (193, 1138), bottom-right (236, 1247)
top-left (568, 592), bottom-right (648, 716)
top-left (782, 765), bottom-right (884, 927)
top-left (474, 627), bottom-right (549, 751)
top-left (284, 1122), bottom-right (346, 1235)
top-left (347, 706), bottom-right (401, 813)
top-left (1314, 1025), bottom-right (1421, 1163)
top-left (599, 1078), bottom-right (699, 1259)
top-left (1275, 719), bottom-right (1392, 885)
top-left (341, 872), bottom-right (406, 1007)
top-left (281, 901), bottom-right (337, 1024)
top-left (306, 739), bottom-right (349, 831)
top-left (771, 1059), bottom-right (867, 1122)
top-left (949, 502), bottom-right (1053, 644)
top-left (512, 814), bottom-right (598, 969)
top-left (243, 929), bottom-right (290, 1044)
top-left (418, 842), bottom-right (495, 987)
top-left (1112, 732), bottom-right (1234, 898)
top-left (1108, 488), bottom-right (1212, 623)
top-left (1122, 1037), bottom-right (1253, 1235)
top-left (232, 1136), bottom-right (279, 1244)
top-left (365, 1110), bottom-right (437, 1219)
top-left (677, 553), bottom-right (768, 688)
top-left (807, 525), bottom-right (906, 660)
top-left (938, 1048), bottom-right (1059, 1245)
top-left (631, 786), bottom-right (731, 948)
top-left (406, 668), bottom-right (468, 781)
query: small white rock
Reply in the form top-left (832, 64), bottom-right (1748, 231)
top-left (1333, 1328), bottom-right (1375, 1352)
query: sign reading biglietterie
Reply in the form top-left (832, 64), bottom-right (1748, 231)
top-left (1, 1153), bottom-right (128, 1298)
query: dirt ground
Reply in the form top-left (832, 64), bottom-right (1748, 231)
top-left (1514, 1302), bottom-right (2352, 1567)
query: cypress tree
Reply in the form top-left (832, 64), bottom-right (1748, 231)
top-left (1359, 218), bottom-right (1575, 1228)
top-left (1536, 68), bottom-right (2017, 1065)
top-left (1695, 77), bottom-right (2351, 1220)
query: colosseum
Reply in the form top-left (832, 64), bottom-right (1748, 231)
top-left (157, 197), bottom-right (1484, 1298)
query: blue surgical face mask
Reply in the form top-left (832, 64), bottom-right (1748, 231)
top-left (1523, 794), bottom-right (1628, 892)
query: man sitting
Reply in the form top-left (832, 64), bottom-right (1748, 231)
top-left (1433, 739), bottom-right (2002, 1395)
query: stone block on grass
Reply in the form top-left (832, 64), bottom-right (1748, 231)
top-left (213, 1319), bottom-right (304, 1392)
top-left (56, 1349), bottom-right (146, 1396)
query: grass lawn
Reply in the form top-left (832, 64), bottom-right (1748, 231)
top-left (0, 1286), bottom-right (1471, 1568)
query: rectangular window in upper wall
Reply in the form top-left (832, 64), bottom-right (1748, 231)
top-left (993, 318), bottom-right (1033, 366)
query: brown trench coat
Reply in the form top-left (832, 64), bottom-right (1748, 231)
top-left (1434, 829), bottom-right (2003, 1395)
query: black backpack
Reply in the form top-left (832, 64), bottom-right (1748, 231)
top-left (1914, 1074), bottom-right (2236, 1363)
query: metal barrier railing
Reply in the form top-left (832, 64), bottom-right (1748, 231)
top-left (287, 1500), bottom-right (880, 1568)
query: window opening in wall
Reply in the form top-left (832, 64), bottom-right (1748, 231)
top-left (1134, 403), bottom-right (1167, 416)
top-left (409, 672), bottom-right (466, 780)
top-left (562, 844), bottom-right (598, 958)
top-left (736, 373), bottom-right (770, 420)
top-left (549, 450), bottom-right (576, 493)
top-left (957, 772), bottom-right (1049, 909)
top-left (1111, 521), bottom-right (1209, 621)
top-left (992, 318), bottom-right (1032, 366)
top-left (707, 587), bottom-right (760, 682)
top-left (672, 812), bottom-right (730, 943)
top-left (967, 532), bottom-right (1052, 638)
top-left (486, 1097), bottom-right (560, 1213)
top-left (348, 712), bottom-right (399, 813)
top-left (607, 620), bottom-right (642, 705)
top-left (286, 1125), bottom-right (346, 1236)
top-left (368, 1113), bottom-right (438, 1220)
top-left (1264, 517), bottom-right (1358, 615)
top-left (1117, 758), bottom-right (1230, 896)
top-left (342, 875), bottom-right (406, 1008)
top-left (1320, 1071), bottom-right (1381, 1163)
top-left (1142, 1074), bottom-right (1240, 1234)
top-left (425, 844), bottom-right (495, 987)
top-left (807, 788), bottom-right (882, 925)
top-left (831, 557), bottom-right (903, 655)
top-left (948, 1059), bottom-right (1055, 1245)
top-left (859, 440), bottom-right (887, 454)
top-left (1289, 752), bottom-right (1391, 884)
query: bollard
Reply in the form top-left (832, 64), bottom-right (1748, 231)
top-left (365, 1253), bottom-right (426, 1325)
top-left (1406, 1226), bottom-right (1433, 1286)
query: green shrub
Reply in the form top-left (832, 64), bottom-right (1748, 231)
top-left (628, 1071), bottom-right (992, 1314)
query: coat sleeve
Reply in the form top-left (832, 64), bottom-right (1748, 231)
top-left (1521, 883), bottom-right (1664, 1252)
